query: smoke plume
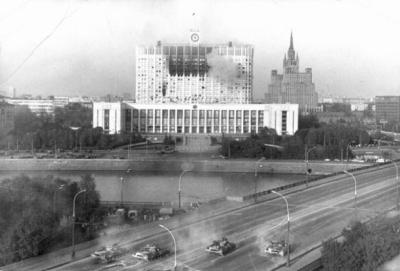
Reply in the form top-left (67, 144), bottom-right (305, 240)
top-left (207, 52), bottom-right (240, 83)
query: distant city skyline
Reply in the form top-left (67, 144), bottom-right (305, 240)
top-left (0, 0), bottom-right (399, 99)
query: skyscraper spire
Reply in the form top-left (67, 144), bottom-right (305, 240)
top-left (289, 32), bottom-right (294, 50)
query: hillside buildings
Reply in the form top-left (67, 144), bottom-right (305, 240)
top-left (265, 33), bottom-right (318, 114)
top-left (5, 98), bottom-right (56, 115)
top-left (93, 31), bottom-right (299, 136)
top-left (375, 96), bottom-right (400, 125)
top-left (0, 101), bottom-right (15, 131)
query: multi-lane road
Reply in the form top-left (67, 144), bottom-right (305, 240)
top-left (4, 163), bottom-right (400, 271)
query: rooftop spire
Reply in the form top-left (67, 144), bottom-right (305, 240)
top-left (289, 32), bottom-right (294, 50)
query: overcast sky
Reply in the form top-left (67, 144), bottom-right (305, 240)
top-left (0, 0), bottom-right (399, 99)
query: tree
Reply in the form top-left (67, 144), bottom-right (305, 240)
top-left (321, 217), bottom-right (400, 271)
top-left (0, 174), bottom-right (104, 265)
top-left (299, 114), bottom-right (320, 129)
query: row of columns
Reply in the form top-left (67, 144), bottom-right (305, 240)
top-left (126, 108), bottom-right (265, 134)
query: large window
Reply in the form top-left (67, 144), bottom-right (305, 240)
top-left (236, 110), bottom-right (242, 133)
top-left (169, 110), bottom-right (175, 133)
top-left (199, 110), bottom-right (205, 126)
top-left (162, 110), bottom-right (168, 132)
top-left (282, 110), bottom-right (287, 135)
top-left (133, 109), bottom-right (139, 131)
top-left (104, 109), bottom-right (110, 131)
top-left (184, 110), bottom-right (190, 133)
top-left (125, 109), bottom-right (132, 132)
top-left (243, 110), bottom-right (249, 133)
top-left (139, 109), bottom-right (146, 132)
top-left (251, 110), bottom-right (256, 133)
top-left (214, 110), bottom-right (220, 133)
top-left (221, 110), bottom-right (227, 133)
top-left (258, 110), bottom-right (264, 133)
top-left (177, 110), bottom-right (183, 133)
top-left (229, 110), bottom-right (234, 133)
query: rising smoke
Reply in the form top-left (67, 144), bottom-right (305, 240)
top-left (207, 52), bottom-right (240, 83)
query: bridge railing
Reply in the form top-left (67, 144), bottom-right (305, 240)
top-left (242, 158), bottom-right (400, 202)
top-left (100, 200), bottom-right (171, 208)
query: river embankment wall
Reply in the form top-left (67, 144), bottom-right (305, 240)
top-left (0, 158), bottom-right (371, 175)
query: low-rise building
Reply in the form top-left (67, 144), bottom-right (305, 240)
top-left (5, 98), bottom-right (55, 115)
top-left (0, 101), bottom-right (15, 130)
top-left (375, 96), bottom-right (400, 124)
top-left (93, 102), bottom-right (298, 136)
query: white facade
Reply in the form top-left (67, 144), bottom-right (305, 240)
top-left (93, 102), bottom-right (123, 134)
top-left (351, 103), bottom-right (368, 111)
top-left (93, 102), bottom-right (298, 136)
top-left (6, 99), bottom-right (55, 115)
top-left (136, 41), bottom-right (254, 104)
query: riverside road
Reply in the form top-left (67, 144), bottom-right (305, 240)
top-left (3, 162), bottom-right (399, 271)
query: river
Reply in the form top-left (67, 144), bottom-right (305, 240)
top-left (0, 171), bottom-right (305, 205)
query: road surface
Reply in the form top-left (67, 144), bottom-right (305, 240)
top-left (3, 164), bottom-right (399, 271)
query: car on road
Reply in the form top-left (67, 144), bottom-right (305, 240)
top-left (132, 244), bottom-right (170, 261)
top-left (91, 244), bottom-right (124, 264)
top-left (205, 237), bottom-right (236, 256)
top-left (265, 240), bottom-right (289, 256)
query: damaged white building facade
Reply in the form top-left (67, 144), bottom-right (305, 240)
top-left (136, 37), bottom-right (253, 104)
top-left (93, 32), bottom-right (299, 136)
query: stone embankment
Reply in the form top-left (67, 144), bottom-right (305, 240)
top-left (0, 158), bottom-right (370, 175)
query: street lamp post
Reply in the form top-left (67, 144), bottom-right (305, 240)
top-left (120, 177), bottom-right (125, 206)
top-left (53, 184), bottom-right (65, 213)
top-left (120, 169), bottom-right (133, 207)
top-left (391, 161), bottom-right (399, 210)
top-left (71, 189), bottom-right (86, 258)
top-left (254, 157), bottom-right (265, 203)
top-left (159, 224), bottom-right (177, 270)
top-left (305, 146), bottom-right (317, 187)
top-left (343, 170), bottom-right (357, 220)
top-left (178, 170), bottom-right (189, 209)
top-left (271, 190), bottom-right (290, 267)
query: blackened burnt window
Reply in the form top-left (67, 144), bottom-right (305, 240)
top-left (167, 45), bottom-right (211, 76)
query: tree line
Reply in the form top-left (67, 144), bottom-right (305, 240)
top-left (220, 115), bottom-right (372, 160)
top-left (1, 104), bottom-right (144, 151)
top-left (321, 216), bottom-right (400, 271)
top-left (0, 174), bottom-right (105, 266)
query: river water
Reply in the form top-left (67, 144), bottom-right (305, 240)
top-left (0, 171), bottom-right (304, 205)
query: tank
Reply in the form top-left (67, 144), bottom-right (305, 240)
top-left (205, 237), bottom-right (236, 256)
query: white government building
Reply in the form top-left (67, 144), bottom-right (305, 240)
top-left (93, 31), bottom-right (299, 136)
top-left (93, 102), bottom-right (298, 136)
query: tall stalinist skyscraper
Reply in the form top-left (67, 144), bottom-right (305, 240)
top-left (265, 33), bottom-right (318, 114)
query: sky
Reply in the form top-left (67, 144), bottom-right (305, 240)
top-left (0, 0), bottom-right (399, 99)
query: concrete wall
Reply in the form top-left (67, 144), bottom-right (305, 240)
top-left (0, 158), bottom-right (370, 175)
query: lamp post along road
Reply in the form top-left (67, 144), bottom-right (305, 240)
top-left (71, 189), bottom-right (86, 258)
top-left (120, 169), bottom-right (133, 207)
top-left (305, 146), bottom-right (316, 187)
top-left (271, 190), bottom-right (290, 267)
top-left (343, 170), bottom-right (357, 220)
top-left (254, 157), bottom-right (265, 202)
top-left (120, 177), bottom-right (125, 206)
top-left (53, 184), bottom-right (65, 213)
top-left (392, 161), bottom-right (399, 210)
top-left (159, 224), bottom-right (177, 270)
top-left (178, 170), bottom-right (189, 209)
